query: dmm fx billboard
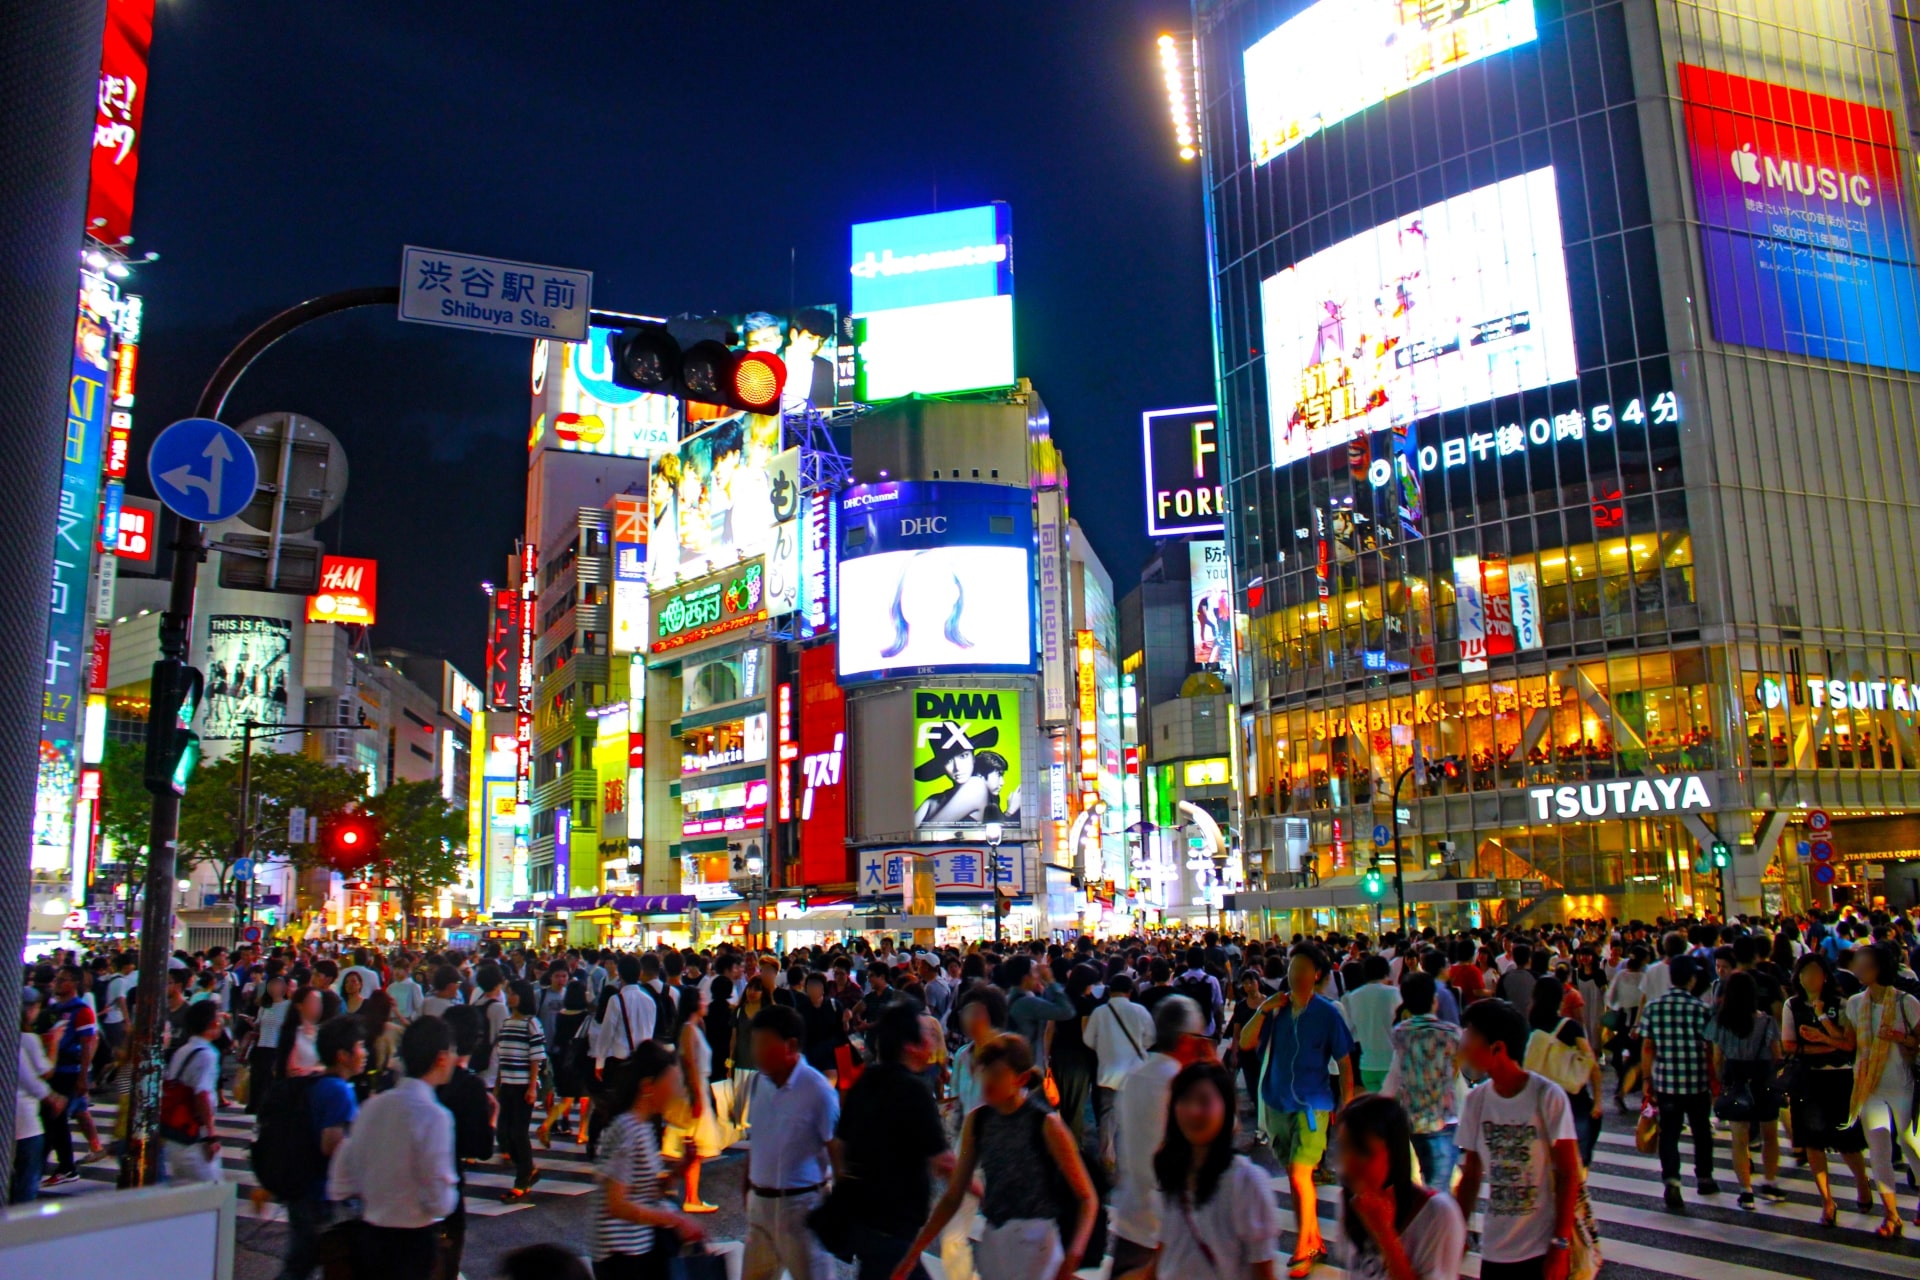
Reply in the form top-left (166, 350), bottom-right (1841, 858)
top-left (851, 204), bottom-right (1015, 399)
top-left (1679, 63), bottom-right (1920, 371)
top-left (912, 688), bottom-right (1022, 838)
top-left (1527, 773), bottom-right (1716, 823)
top-left (837, 480), bottom-right (1035, 684)
top-left (859, 845), bottom-right (1027, 899)
top-left (1144, 405), bottom-right (1224, 537)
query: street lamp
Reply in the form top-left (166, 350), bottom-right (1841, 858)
top-left (984, 822), bottom-right (1005, 946)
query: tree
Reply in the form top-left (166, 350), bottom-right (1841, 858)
top-left (363, 780), bottom-right (467, 939)
top-left (174, 749), bottom-right (366, 902)
top-left (98, 739), bottom-right (152, 883)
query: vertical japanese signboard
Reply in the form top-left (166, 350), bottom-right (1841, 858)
top-left (485, 587), bottom-right (517, 710)
top-left (1036, 489), bottom-right (1070, 723)
top-left (516, 544), bottom-right (537, 812)
top-left (798, 644), bottom-right (848, 884)
top-left (86, 0), bottom-right (155, 246)
top-left (45, 300), bottom-right (113, 747)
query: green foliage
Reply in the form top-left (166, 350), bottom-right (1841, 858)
top-left (171, 748), bottom-right (366, 891)
top-left (362, 779), bottom-right (467, 935)
top-left (98, 739), bottom-right (152, 881)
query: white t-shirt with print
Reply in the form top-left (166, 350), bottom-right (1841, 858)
top-left (1149, 1155), bottom-right (1279, 1279)
top-left (1343, 1190), bottom-right (1468, 1280)
top-left (1457, 1072), bottom-right (1576, 1263)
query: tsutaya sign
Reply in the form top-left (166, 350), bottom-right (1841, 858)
top-left (1759, 674), bottom-right (1920, 712)
top-left (1527, 773), bottom-right (1716, 823)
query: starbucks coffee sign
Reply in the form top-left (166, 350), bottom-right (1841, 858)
top-left (1527, 773), bottom-right (1715, 823)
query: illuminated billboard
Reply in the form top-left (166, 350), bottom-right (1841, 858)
top-left (528, 324), bottom-right (679, 460)
top-left (1679, 63), bottom-right (1920, 372)
top-left (45, 296), bottom-right (113, 747)
top-left (912, 687), bottom-right (1022, 837)
top-left (1189, 541), bottom-right (1231, 668)
top-left (647, 415), bottom-right (799, 590)
top-left (1261, 167), bottom-right (1577, 469)
top-left (1143, 405), bottom-right (1223, 537)
top-left (651, 560), bottom-right (768, 655)
top-left (1244, 0), bottom-right (1538, 166)
top-left (203, 615), bottom-right (293, 740)
top-left (851, 204), bottom-right (1016, 399)
top-left (836, 481), bottom-right (1035, 684)
top-left (87, 0), bottom-right (155, 246)
top-left (307, 555), bottom-right (377, 625)
top-left (797, 644), bottom-right (848, 883)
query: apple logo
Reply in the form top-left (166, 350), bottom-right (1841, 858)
top-left (1731, 143), bottom-right (1762, 184)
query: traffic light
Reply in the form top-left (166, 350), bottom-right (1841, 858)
top-left (608, 323), bottom-right (787, 414)
top-left (1711, 840), bottom-right (1731, 870)
top-left (1361, 863), bottom-right (1386, 899)
top-left (143, 658), bottom-right (204, 796)
top-left (319, 812), bottom-right (380, 872)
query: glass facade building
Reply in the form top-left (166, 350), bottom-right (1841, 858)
top-left (1196, 0), bottom-right (1920, 921)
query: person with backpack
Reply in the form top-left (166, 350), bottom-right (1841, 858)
top-left (326, 1017), bottom-right (461, 1280)
top-left (469, 963), bottom-right (510, 1090)
top-left (638, 953), bottom-right (678, 1045)
top-left (1173, 948), bottom-right (1225, 1037)
top-left (891, 1032), bottom-right (1097, 1280)
top-left (264, 1016), bottom-right (364, 1280)
top-left (829, 1003), bottom-right (950, 1280)
top-left (159, 1000), bottom-right (225, 1184)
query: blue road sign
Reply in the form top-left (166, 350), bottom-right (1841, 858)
top-left (148, 417), bottom-right (257, 523)
top-left (1796, 840), bottom-right (1812, 860)
top-left (1373, 823), bottom-right (1391, 847)
top-left (232, 857), bottom-right (254, 880)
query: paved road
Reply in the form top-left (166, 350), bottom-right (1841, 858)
top-left (47, 1098), bottom-right (1920, 1280)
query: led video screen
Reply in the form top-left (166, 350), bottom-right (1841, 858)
top-left (1679, 63), bottom-right (1920, 372)
top-left (1261, 166), bottom-right (1577, 469)
top-left (1244, 0), bottom-right (1537, 165)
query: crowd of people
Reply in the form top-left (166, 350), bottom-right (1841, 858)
top-left (13, 906), bottom-right (1920, 1279)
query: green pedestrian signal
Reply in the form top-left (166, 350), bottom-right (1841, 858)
top-left (1361, 865), bottom-right (1386, 899)
top-left (1711, 840), bottom-right (1731, 869)
top-left (143, 659), bottom-right (204, 797)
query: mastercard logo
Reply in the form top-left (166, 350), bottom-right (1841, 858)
top-left (555, 412), bottom-right (607, 445)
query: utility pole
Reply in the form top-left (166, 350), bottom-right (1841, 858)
top-left (0, 0), bottom-right (109, 1196)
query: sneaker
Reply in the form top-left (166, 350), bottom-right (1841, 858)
top-left (1664, 1183), bottom-right (1685, 1212)
top-left (41, 1171), bottom-right (79, 1187)
top-left (1697, 1178), bottom-right (1722, 1196)
top-left (1737, 1191), bottom-right (1755, 1210)
top-left (1756, 1183), bottom-right (1788, 1203)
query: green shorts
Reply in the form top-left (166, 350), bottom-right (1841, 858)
top-left (1270, 1108), bottom-right (1333, 1168)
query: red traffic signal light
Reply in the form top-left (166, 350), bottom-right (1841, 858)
top-left (318, 812), bottom-right (380, 871)
top-left (609, 325), bottom-right (786, 415)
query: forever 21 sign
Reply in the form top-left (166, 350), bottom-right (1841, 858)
top-left (1526, 773), bottom-right (1716, 823)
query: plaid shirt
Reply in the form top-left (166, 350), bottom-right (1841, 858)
top-left (1642, 988), bottom-right (1712, 1096)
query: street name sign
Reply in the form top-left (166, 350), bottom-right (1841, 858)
top-left (398, 246), bottom-right (591, 342)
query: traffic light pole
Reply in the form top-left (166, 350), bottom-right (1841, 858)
top-left (232, 717), bottom-right (368, 934)
top-left (126, 287), bottom-right (639, 1184)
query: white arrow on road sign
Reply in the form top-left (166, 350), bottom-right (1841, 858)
top-left (157, 430), bottom-right (232, 506)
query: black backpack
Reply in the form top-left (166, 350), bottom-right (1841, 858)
top-left (1023, 1103), bottom-right (1109, 1261)
top-left (469, 996), bottom-right (499, 1073)
top-left (1173, 972), bottom-right (1218, 1027)
top-left (252, 1076), bottom-right (326, 1200)
top-left (649, 984), bottom-right (679, 1045)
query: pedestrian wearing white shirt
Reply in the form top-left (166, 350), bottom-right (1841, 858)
top-left (14, 988), bottom-right (56, 1204)
top-left (327, 1018), bottom-right (460, 1280)
top-left (587, 955), bottom-right (655, 1158)
top-left (1084, 974), bottom-right (1154, 1163)
top-left (1109, 995), bottom-right (1214, 1278)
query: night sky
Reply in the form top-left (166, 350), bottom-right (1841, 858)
top-left (124, 2), bottom-right (1213, 677)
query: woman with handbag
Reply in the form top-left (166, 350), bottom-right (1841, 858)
top-left (540, 980), bottom-right (595, 1148)
top-left (1704, 971), bottom-right (1783, 1209)
top-left (1523, 979), bottom-right (1602, 1167)
top-left (1781, 953), bottom-right (1871, 1228)
top-left (593, 1041), bottom-right (709, 1280)
top-left (1602, 947), bottom-right (1647, 1112)
top-left (1841, 942), bottom-right (1920, 1238)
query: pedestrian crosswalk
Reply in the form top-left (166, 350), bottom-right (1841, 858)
top-left (46, 1100), bottom-right (1920, 1278)
top-left (46, 1099), bottom-right (722, 1220)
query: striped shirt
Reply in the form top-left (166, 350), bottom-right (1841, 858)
top-left (593, 1112), bottom-right (663, 1259)
top-left (494, 1014), bottom-right (547, 1087)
